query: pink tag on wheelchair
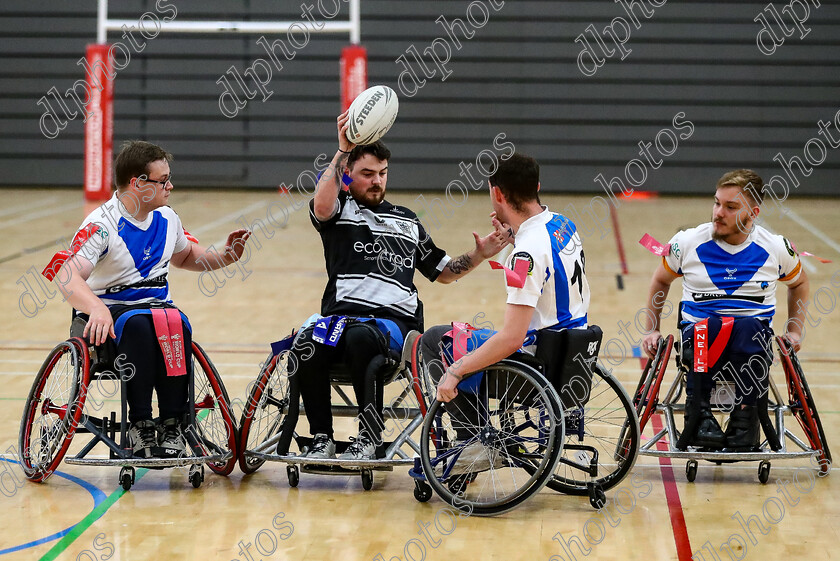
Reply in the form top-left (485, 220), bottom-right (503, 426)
top-left (489, 257), bottom-right (529, 288)
top-left (639, 234), bottom-right (671, 256)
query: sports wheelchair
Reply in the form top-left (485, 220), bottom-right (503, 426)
top-left (408, 325), bottom-right (641, 516)
top-left (18, 315), bottom-right (238, 490)
top-left (238, 318), bottom-right (427, 490)
top-left (635, 332), bottom-right (832, 483)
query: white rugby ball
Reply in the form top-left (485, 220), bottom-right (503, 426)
top-left (345, 85), bottom-right (399, 146)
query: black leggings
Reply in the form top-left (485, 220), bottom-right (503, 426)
top-left (117, 314), bottom-right (191, 424)
top-left (294, 323), bottom-right (392, 439)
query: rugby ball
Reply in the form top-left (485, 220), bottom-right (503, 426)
top-left (345, 85), bottom-right (399, 145)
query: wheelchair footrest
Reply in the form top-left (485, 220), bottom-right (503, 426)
top-left (64, 451), bottom-right (231, 468)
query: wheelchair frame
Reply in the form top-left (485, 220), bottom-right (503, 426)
top-left (238, 330), bottom-right (426, 490)
top-left (635, 334), bottom-right (832, 483)
top-left (19, 334), bottom-right (238, 490)
top-left (408, 334), bottom-right (640, 516)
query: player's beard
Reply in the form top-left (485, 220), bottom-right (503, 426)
top-left (361, 187), bottom-right (385, 206)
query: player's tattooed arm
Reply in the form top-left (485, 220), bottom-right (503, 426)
top-left (446, 253), bottom-right (473, 275)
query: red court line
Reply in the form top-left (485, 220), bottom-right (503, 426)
top-left (608, 200), bottom-right (629, 275)
top-left (651, 414), bottom-right (693, 561)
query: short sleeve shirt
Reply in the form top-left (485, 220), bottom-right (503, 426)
top-left (505, 208), bottom-right (589, 333)
top-left (72, 193), bottom-right (189, 305)
top-left (663, 223), bottom-right (802, 323)
top-left (310, 190), bottom-right (450, 330)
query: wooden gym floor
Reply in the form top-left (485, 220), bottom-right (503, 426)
top-left (0, 187), bottom-right (837, 560)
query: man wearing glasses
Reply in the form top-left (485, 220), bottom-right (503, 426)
top-left (49, 140), bottom-right (250, 458)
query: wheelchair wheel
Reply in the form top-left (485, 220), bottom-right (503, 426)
top-left (633, 335), bottom-right (672, 434)
top-left (239, 351), bottom-right (291, 474)
top-left (778, 337), bottom-right (832, 474)
top-left (546, 363), bottom-right (640, 495)
top-left (419, 360), bottom-right (564, 516)
top-left (191, 342), bottom-right (238, 476)
top-left (19, 338), bottom-right (90, 482)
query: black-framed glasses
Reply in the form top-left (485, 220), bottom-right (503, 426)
top-left (139, 173), bottom-right (172, 186)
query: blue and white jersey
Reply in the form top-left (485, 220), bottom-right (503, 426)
top-left (505, 207), bottom-right (589, 333)
top-left (663, 223), bottom-right (802, 323)
top-left (73, 193), bottom-right (190, 305)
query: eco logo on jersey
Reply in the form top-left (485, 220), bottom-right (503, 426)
top-left (784, 238), bottom-right (797, 257)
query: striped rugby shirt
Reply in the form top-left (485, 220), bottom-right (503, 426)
top-left (310, 190), bottom-right (450, 331)
top-left (663, 223), bottom-right (803, 324)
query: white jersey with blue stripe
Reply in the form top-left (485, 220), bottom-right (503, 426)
top-left (74, 193), bottom-right (189, 305)
top-left (663, 223), bottom-right (802, 323)
top-left (505, 207), bottom-right (589, 333)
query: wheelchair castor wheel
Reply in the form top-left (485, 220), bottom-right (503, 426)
top-left (758, 461), bottom-right (771, 484)
top-left (287, 465), bottom-right (299, 487)
top-left (414, 480), bottom-right (432, 502)
top-left (119, 467), bottom-right (135, 491)
top-left (361, 470), bottom-right (373, 491)
top-left (686, 460), bottom-right (698, 482)
top-left (587, 482), bottom-right (606, 510)
top-left (189, 464), bottom-right (204, 489)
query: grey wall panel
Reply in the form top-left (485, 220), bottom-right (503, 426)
top-left (1, 0), bottom-right (838, 195)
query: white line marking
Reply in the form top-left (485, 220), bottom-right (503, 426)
top-left (782, 207), bottom-right (840, 256)
top-left (0, 201), bottom-right (83, 230)
top-left (0, 196), bottom-right (59, 219)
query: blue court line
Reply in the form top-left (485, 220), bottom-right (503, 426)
top-left (0, 458), bottom-right (107, 556)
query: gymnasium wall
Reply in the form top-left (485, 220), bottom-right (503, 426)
top-left (2, 0), bottom-right (838, 195)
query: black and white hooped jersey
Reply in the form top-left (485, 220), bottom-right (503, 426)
top-left (505, 207), bottom-right (589, 333)
top-left (310, 191), bottom-right (449, 330)
top-left (72, 194), bottom-right (190, 305)
top-left (663, 223), bottom-right (803, 323)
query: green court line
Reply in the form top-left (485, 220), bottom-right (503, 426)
top-left (36, 408), bottom-right (216, 560)
top-left (38, 468), bottom-right (149, 561)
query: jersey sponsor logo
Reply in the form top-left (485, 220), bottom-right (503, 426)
top-left (142, 247), bottom-right (153, 261)
top-left (511, 251), bottom-right (535, 276)
top-left (760, 281), bottom-right (770, 289)
top-left (672, 242), bottom-right (681, 258)
top-left (724, 267), bottom-right (737, 280)
top-left (353, 240), bottom-right (414, 269)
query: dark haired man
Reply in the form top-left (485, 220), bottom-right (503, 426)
top-left (641, 169), bottom-right (809, 451)
top-left (293, 111), bottom-right (508, 461)
top-left (48, 140), bottom-right (250, 458)
top-left (420, 152), bottom-right (590, 473)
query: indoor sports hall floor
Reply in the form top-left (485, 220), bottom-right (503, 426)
top-left (1, 188), bottom-right (838, 560)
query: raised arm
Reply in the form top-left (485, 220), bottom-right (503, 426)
top-left (312, 111), bottom-right (356, 221)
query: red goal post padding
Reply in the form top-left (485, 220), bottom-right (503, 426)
top-left (341, 45), bottom-right (367, 111)
top-left (84, 44), bottom-right (114, 201)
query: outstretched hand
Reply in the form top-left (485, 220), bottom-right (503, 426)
top-left (491, 212), bottom-right (515, 245)
top-left (223, 229), bottom-right (252, 263)
top-left (473, 228), bottom-right (508, 259)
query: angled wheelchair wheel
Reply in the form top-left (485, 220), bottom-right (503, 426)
top-left (191, 342), bottom-right (238, 476)
top-left (778, 337), bottom-right (832, 474)
top-left (239, 351), bottom-right (291, 474)
top-left (19, 338), bottom-right (90, 482)
top-left (547, 363), bottom-right (640, 495)
top-left (419, 360), bottom-right (564, 516)
top-left (633, 335), bottom-right (672, 435)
